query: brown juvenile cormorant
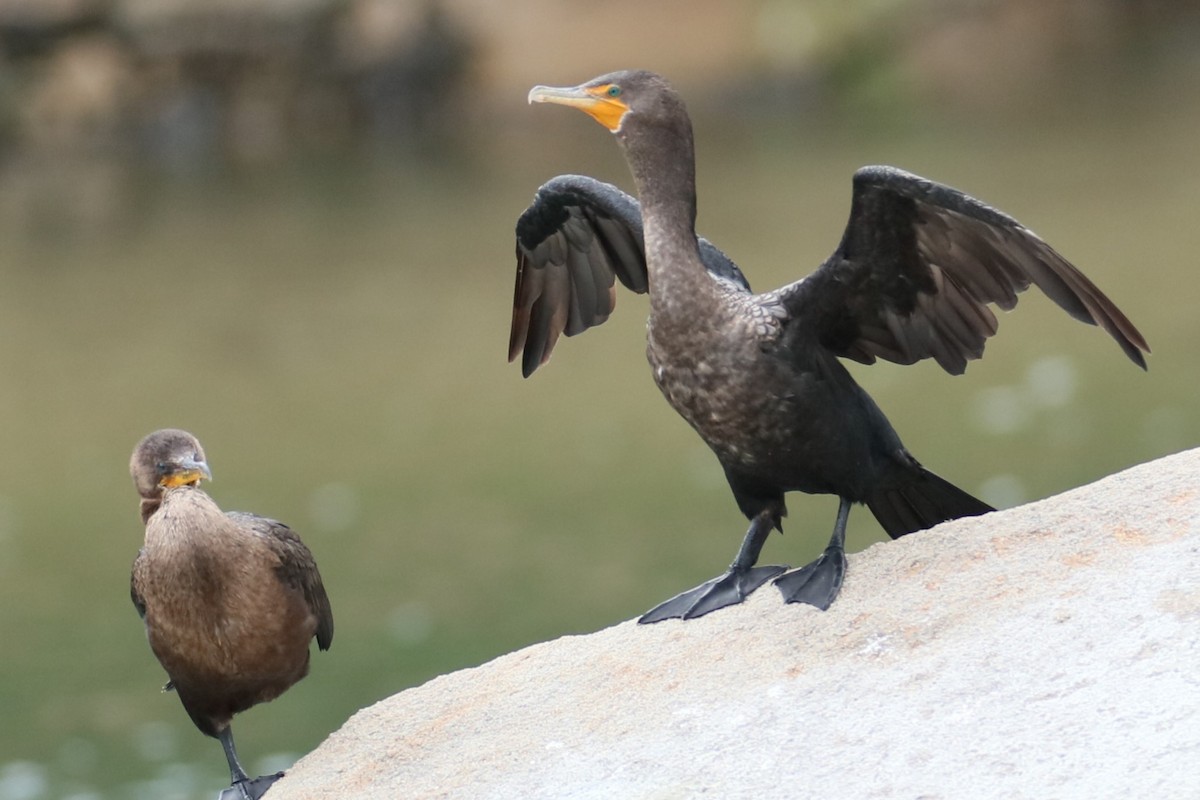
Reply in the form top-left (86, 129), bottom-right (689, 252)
top-left (129, 429), bottom-right (333, 799)
top-left (509, 70), bottom-right (1149, 623)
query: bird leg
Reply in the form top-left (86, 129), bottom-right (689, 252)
top-left (639, 509), bottom-right (787, 623)
top-left (773, 497), bottom-right (850, 610)
top-left (218, 726), bottom-right (284, 800)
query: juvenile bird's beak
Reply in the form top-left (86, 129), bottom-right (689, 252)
top-left (528, 82), bottom-right (629, 132)
top-left (159, 456), bottom-right (213, 488)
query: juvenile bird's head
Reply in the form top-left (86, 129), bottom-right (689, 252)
top-left (130, 428), bottom-right (212, 501)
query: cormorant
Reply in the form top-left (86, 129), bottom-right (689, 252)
top-left (129, 429), bottom-right (333, 799)
top-left (509, 70), bottom-right (1149, 623)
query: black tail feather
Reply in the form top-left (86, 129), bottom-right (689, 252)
top-left (867, 467), bottom-right (994, 539)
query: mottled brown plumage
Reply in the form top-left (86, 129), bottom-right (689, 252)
top-left (129, 428), bottom-right (332, 799)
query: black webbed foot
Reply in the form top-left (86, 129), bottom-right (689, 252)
top-left (219, 772), bottom-right (284, 800)
top-left (639, 564), bottom-right (787, 623)
top-left (773, 547), bottom-right (846, 611)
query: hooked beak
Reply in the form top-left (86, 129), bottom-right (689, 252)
top-left (528, 82), bottom-right (629, 132)
top-left (158, 456), bottom-right (212, 489)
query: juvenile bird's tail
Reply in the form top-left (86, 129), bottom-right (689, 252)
top-left (866, 466), bottom-right (994, 539)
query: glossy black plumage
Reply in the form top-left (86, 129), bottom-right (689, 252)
top-left (512, 70), bottom-right (1149, 621)
top-left (511, 174), bottom-right (746, 377)
top-left (513, 167), bottom-right (1147, 380)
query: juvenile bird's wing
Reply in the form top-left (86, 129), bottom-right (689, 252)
top-left (228, 512), bottom-right (334, 651)
top-left (130, 551), bottom-right (148, 620)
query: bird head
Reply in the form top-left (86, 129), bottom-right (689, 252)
top-left (130, 428), bottom-right (212, 499)
top-left (528, 70), bottom-right (681, 136)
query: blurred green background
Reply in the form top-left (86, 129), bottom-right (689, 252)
top-left (0, 0), bottom-right (1197, 797)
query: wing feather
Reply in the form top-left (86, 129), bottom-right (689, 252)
top-left (776, 166), bottom-right (1148, 374)
top-left (510, 174), bottom-right (748, 376)
top-left (227, 512), bottom-right (334, 652)
top-left (130, 551), bottom-right (148, 620)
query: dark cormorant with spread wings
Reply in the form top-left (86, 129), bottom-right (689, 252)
top-left (510, 70), bottom-right (1149, 622)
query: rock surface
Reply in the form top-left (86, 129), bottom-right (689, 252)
top-left (272, 449), bottom-right (1200, 800)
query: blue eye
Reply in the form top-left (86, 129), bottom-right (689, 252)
top-left (607, 85), bottom-right (622, 98)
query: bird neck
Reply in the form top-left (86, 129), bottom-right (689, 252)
top-left (626, 128), bottom-right (698, 233)
top-left (142, 486), bottom-right (227, 546)
top-left (619, 122), bottom-right (711, 313)
top-left (139, 483), bottom-right (203, 524)
top-left (139, 496), bottom-right (161, 525)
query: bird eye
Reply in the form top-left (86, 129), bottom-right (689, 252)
top-left (606, 85), bottom-right (622, 98)
top-left (155, 462), bottom-right (168, 474)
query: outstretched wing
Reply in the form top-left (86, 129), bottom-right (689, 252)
top-left (510, 174), bottom-right (747, 377)
top-left (228, 512), bottom-right (334, 651)
top-left (773, 166), bottom-right (1149, 375)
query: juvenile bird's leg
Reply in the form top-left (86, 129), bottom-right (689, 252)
top-left (639, 508), bottom-right (788, 623)
top-left (218, 727), bottom-right (283, 800)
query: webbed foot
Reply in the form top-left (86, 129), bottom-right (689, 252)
top-left (639, 564), bottom-right (787, 623)
top-left (219, 772), bottom-right (284, 800)
top-left (773, 547), bottom-right (846, 611)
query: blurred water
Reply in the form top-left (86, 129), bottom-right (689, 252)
top-left (0, 79), bottom-right (1197, 798)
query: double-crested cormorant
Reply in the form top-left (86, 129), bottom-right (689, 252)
top-left (509, 70), bottom-right (1149, 622)
top-left (129, 429), bottom-right (333, 799)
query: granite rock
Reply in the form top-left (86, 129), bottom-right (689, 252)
top-left (271, 448), bottom-right (1200, 800)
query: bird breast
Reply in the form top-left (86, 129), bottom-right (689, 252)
top-left (137, 491), bottom-right (316, 689)
top-left (646, 298), bottom-right (795, 471)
